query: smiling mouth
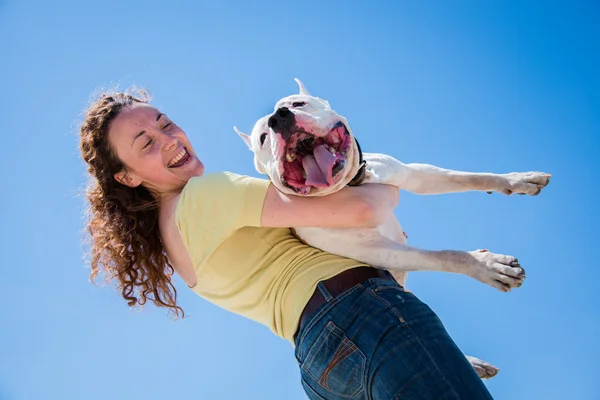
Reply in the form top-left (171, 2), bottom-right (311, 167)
top-left (282, 122), bottom-right (351, 194)
top-left (168, 147), bottom-right (191, 168)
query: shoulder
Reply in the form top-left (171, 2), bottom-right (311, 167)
top-left (182, 171), bottom-right (266, 193)
top-left (182, 171), bottom-right (271, 199)
top-left (176, 171), bottom-right (270, 219)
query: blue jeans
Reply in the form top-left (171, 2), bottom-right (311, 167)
top-left (294, 276), bottom-right (494, 399)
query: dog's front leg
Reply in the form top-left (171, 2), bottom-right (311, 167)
top-left (293, 226), bottom-right (526, 292)
top-left (362, 153), bottom-right (551, 195)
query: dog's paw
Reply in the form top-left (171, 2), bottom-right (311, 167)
top-left (467, 249), bottom-right (526, 292)
top-left (466, 355), bottom-right (499, 379)
top-left (496, 171), bottom-right (551, 196)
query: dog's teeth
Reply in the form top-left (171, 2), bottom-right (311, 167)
top-left (286, 153), bottom-right (296, 162)
top-left (329, 147), bottom-right (336, 155)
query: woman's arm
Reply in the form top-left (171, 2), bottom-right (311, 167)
top-left (260, 183), bottom-right (399, 229)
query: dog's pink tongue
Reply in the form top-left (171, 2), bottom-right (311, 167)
top-left (302, 144), bottom-right (336, 187)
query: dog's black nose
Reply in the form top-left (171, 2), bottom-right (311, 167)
top-left (268, 107), bottom-right (295, 139)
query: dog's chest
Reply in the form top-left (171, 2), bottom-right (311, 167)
top-left (378, 219), bottom-right (408, 244)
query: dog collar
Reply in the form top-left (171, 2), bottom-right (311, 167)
top-left (347, 137), bottom-right (367, 186)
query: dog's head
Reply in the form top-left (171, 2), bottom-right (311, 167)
top-left (235, 79), bottom-right (360, 196)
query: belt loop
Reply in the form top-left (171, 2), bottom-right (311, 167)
top-left (317, 281), bottom-right (334, 302)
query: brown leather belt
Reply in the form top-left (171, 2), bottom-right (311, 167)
top-left (294, 266), bottom-right (394, 342)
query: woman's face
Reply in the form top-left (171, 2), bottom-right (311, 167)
top-left (108, 103), bottom-right (204, 196)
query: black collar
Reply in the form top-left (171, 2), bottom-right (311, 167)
top-left (347, 137), bottom-right (367, 186)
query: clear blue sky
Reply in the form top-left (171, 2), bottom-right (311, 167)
top-left (1, 1), bottom-right (598, 399)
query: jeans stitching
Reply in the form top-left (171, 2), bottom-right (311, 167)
top-left (303, 321), bottom-right (335, 375)
top-left (301, 377), bottom-right (328, 400)
top-left (392, 369), bottom-right (428, 400)
top-left (318, 281), bottom-right (334, 301)
top-left (367, 287), bottom-right (461, 400)
top-left (303, 322), bottom-right (366, 398)
top-left (365, 287), bottom-right (406, 326)
top-left (318, 338), bottom-right (355, 387)
top-left (296, 284), bottom-right (363, 353)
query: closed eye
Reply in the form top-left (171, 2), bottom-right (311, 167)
top-left (292, 102), bottom-right (306, 108)
top-left (143, 138), bottom-right (154, 149)
top-left (260, 133), bottom-right (267, 146)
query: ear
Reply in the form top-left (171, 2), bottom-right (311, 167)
top-left (234, 126), bottom-right (253, 150)
top-left (294, 78), bottom-right (311, 96)
top-left (114, 170), bottom-right (142, 188)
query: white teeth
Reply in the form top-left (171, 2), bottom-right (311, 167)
top-left (329, 147), bottom-right (336, 155)
top-left (168, 148), bottom-right (187, 167)
top-left (286, 153), bottom-right (296, 162)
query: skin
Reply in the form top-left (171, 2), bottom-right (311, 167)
top-left (107, 102), bottom-right (502, 378)
top-left (108, 103), bottom-right (206, 202)
top-left (106, 103), bottom-right (399, 288)
top-left (238, 80), bottom-right (550, 378)
top-left (107, 103), bottom-right (205, 286)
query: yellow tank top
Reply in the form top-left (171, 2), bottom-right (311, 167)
top-left (176, 172), bottom-right (365, 344)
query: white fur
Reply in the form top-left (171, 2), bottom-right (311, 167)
top-left (235, 79), bottom-right (550, 290)
top-left (236, 79), bottom-right (551, 377)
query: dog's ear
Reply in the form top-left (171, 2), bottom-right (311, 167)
top-left (234, 126), bottom-right (253, 150)
top-left (294, 78), bottom-right (311, 96)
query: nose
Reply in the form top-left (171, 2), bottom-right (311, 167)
top-left (268, 107), bottom-right (295, 139)
top-left (163, 134), bottom-right (178, 152)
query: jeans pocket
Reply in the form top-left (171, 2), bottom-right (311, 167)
top-left (301, 321), bottom-right (366, 399)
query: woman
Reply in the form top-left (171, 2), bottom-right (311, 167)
top-left (79, 89), bottom-right (493, 399)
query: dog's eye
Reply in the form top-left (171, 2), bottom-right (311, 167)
top-left (260, 133), bottom-right (267, 146)
top-left (292, 102), bottom-right (306, 108)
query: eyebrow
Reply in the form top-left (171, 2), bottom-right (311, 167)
top-left (131, 113), bottom-right (165, 147)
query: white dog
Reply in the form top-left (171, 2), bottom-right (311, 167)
top-left (235, 79), bottom-right (550, 378)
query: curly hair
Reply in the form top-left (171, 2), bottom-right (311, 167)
top-left (79, 89), bottom-right (184, 318)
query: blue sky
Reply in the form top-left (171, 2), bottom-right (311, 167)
top-left (1, 1), bottom-right (598, 399)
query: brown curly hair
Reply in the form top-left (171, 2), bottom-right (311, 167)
top-left (79, 89), bottom-right (184, 317)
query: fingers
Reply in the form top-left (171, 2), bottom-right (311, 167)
top-left (473, 250), bottom-right (528, 291)
top-left (490, 254), bottom-right (518, 266)
top-left (466, 356), bottom-right (500, 379)
top-left (497, 264), bottom-right (525, 278)
top-left (523, 172), bottom-right (551, 195)
top-left (493, 267), bottom-right (525, 288)
top-left (482, 365), bottom-right (500, 379)
top-left (527, 172), bottom-right (552, 186)
top-left (501, 171), bottom-right (551, 195)
top-left (490, 280), bottom-right (512, 292)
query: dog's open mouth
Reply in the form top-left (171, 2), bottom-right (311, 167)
top-left (282, 122), bottom-right (351, 193)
